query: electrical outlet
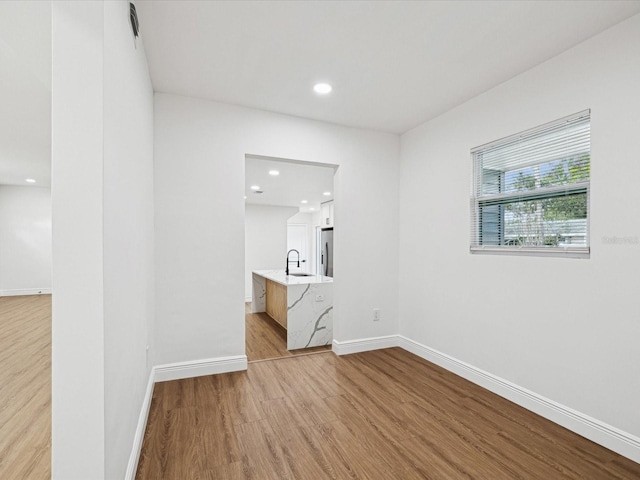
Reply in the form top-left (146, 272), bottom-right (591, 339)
top-left (315, 294), bottom-right (324, 302)
top-left (373, 308), bottom-right (381, 321)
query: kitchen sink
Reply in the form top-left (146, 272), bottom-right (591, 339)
top-left (288, 273), bottom-right (314, 277)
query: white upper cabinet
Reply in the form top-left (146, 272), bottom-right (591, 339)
top-left (321, 200), bottom-right (334, 228)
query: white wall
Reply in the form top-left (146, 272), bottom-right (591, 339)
top-left (155, 93), bottom-right (400, 365)
top-left (245, 204), bottom-right (298, 300)
top-left (0, 186), bottom-right (51, 295)
top-left (103, 1), bottom-right (155, 479)
top-left (52, 2), bottom-right (105, 477)
top-left (52, 1), bottom-right (154, 478)
top-left (399, 12), bottom-right (640, 450)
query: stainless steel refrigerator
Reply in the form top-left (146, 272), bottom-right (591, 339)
top-left (320, 228), bottom-right (333, 277)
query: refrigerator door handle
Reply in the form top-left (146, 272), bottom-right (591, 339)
top-left (324, 242), bottom-right (329, 276)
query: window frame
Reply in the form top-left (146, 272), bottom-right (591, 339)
top-left (470, 110), bottom-right (591, 259)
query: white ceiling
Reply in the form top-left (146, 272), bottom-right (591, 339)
top-left (1, 1), bottom-right (639, 188)
top-left (0, 1), bottom-right (51, 187)
top-left (245, 156), bottom-right (335, 212)
top-left (136, 0), bottom-right (640, 134)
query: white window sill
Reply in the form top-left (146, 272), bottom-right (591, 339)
top-left (470, 246), bottom-right (590, 259)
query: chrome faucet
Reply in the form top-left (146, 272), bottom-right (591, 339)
top-left (286, 249), bottom-right (300, 276)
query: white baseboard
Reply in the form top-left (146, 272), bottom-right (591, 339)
top-left (154, 355), bottom-right (248, 383)
top-left (397, 335), bottom-right (640, 464)
top-left (0, 288), bottom-right (51, 297)
top-left (125, 368), bottom-right (156, 480)
top-left (332, 335), bottom-right (399, 356)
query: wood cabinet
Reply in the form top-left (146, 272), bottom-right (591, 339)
top-left (265, 279), bottom-right (287, 329)
top-left (321, 200), bottom-right (334, 228)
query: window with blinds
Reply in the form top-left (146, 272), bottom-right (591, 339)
top-left (471, 110), bottom-right (590, 257)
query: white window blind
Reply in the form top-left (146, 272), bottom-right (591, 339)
top-left (470, 110), bottom-right (590, 257)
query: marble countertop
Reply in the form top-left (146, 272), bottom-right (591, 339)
top-left (253, 270), bottom-right (333, 286)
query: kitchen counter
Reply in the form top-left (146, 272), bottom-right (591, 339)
top-left (252, 269), bottom-right (333, 286)
top-left (252, 270), bottom-right (333, 350)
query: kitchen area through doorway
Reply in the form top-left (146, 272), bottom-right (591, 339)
top-left (244, 155), bottom-right (337, 361)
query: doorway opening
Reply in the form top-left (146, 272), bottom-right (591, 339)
top-left (0, 2), bottom-right (53, 477)
top-left (244, 154), bottom-right (337, 362)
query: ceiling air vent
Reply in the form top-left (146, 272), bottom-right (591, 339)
top-left (130, 3), bottom-right (140, 38)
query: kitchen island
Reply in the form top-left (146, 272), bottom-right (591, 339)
top-left (252, 270), bottom-right (333, 350)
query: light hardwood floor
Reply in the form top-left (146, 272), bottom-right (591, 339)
top-left (136, 347), bottom-right (640, 479)
top-left (0, 295), bottom-right (51, 479)
top-left (245, 302), bottom-right (330, 362)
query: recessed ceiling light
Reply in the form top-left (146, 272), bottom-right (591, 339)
top-left (301, 200), bottom-right (308, 204)
top-left (26, 178), bottom-right (36, 183)
top-left (244, 196), bottom-right (247, 200)
top-left (309, 207), bottom-right (315, 211)
top-left (313, 83), bottom-right (332, 94)
top-left (323, 191), bottom-right (331, 196)
top-left (268, 170), bottom-right (279, 176)
top-left (250, 185), bottom-right (260, 190)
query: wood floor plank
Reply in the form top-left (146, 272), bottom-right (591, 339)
top-left (322, 395), bottom-right (415, 476)
top-left (217, 372), bottom-right (264, 426)
top-left (244, 361), bottom-right (288, 402)
top-left (0, 295), bottom-right (51, 480)
top-left (234, 420), bottom-right (290, 479)
top-left (261, 396), bottom-right (314, 446)
top-left (137, 349), bottom-right (640, 480)
top-left (312, 420), bottom-right (398, 480)
top-left (401, 400), bottom-right (534, 478)
top-left (199, 404), bottom-right (242, 470)
top-left (202, 461), bottom-right (246, 480)
top-left (287, 383), bottom-right (339, 426)
top-left (276, 425), bottom-right (339, 480)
